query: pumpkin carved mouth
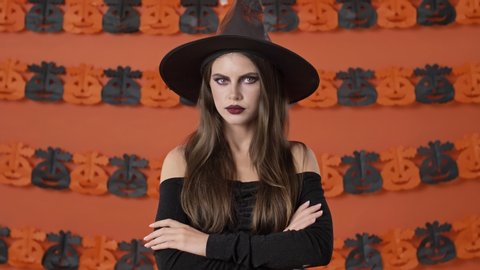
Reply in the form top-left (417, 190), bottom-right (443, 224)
top-left (72, 22), bottom-right (94, 28)
top-left (0, 20), bottom-right (16, 25)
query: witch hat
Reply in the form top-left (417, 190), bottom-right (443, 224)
top-left (159, 0), bottom-right (319, 104)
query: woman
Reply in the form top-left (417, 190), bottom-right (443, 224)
top-left (143, 0), bottom-right (333, 269)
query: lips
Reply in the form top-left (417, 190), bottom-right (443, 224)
top-left (226, 105), bottom-right (245, 114)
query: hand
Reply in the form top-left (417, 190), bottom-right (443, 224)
top-left (143, 219), bottom-right (209, 257)
top-left (284, 201), bottom-right (323, 232)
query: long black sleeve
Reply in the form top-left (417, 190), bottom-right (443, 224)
top-left (205, 172), bottom-right (333, 269)
top-left (153, 178), bottom-right (254, 270)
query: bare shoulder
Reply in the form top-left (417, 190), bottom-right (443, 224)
top-left (290, 141), bottom-right (320, 175)
top-left (160, 145), bottom-right (187, 183)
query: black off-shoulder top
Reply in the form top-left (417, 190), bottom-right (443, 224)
top-left (153, 171), bottom-right (333, 270)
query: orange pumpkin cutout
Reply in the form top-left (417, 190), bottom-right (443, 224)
top-left (64, 64), bottom-right (103, 105)
top-left (140, 0), bottom-right (180, 35)
top-left (380, 229), bottom-right (418, 270)
top-left (453, 63), bottom-right (480, 103)
top-left (298, 70), bottom-right (337, 108)
top-left (70, 151), bottom-right (109, 195)
top-left (316, 153), bottom-right (343, 197)
top-left (377, 0), bottom-right (416, 28)
top-left (141, 70), bottom-right (180, 108)
top-left (0, 142), bottom-right (34, 186)
top-left (453, 215), bottom-right (480, 259)
top-left (8, 227), bottom-right (46, 269)
top-left (147, 158), bottom-right (162, 198)
top-left (309, 238), bottom-right (346, 270)
top-left (456, 0), bottom-right (480, 24)
top-left (0, 58), bottom-right (27, 101)
top-left (0, 0), bottom-right (25, 32)
top-left (380, 146), bottom-right (420, 191)
top-left (376, 67), bottom-right (415, 106)
top-left (297, 0), bottom-right (338, 31)
top-left (80, 235), bottom-right (117, 270)
top-left (64, 0), bottom-right (103, 34)
top-left (455, 133), bottom-right (480, 179)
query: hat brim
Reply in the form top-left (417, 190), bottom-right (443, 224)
top-left (159, 35), bottom-right (319, 104)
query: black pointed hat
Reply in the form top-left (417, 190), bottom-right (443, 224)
top-left (159, 0), bottom-right (319, 104)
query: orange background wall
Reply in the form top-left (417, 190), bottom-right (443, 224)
top-left (1, 22), bottom-right (480, 269)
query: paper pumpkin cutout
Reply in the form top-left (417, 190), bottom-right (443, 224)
top-left (262, 0), bottom-right (299, 32)
top-left (336, 68), bottom-right (377, 106)
top-left (380, 146), bottom-right (421, 191)
top-left (64, 0), bottom-right (103, 34)
top-left (337, 0), bottom-right (377, 28)
top-left (25, 0), bottom-right (64, 32)
top-left (179, 0), bottom-right (218, 34)
top-left (31, 147), bottom-right (72, 190)
top-left (316, 153), bottom-right (343, 197)
top-left (64, 64), bottom-right (103, 105)
top-left (0, 227), bottom-right (9, 264)
top-left (103, 0), bottom-right (140, 33)
top-left (376, 67), bottom-right (415, 106)
top-left (140, 70), bottom-right (180, 108)
top-left (453, 63), bottom-right (480, 103)
top-left (414, 64), bottom-right (454, 104)
top-left (140, 0), bottom-right (180, 35)
top-left (0, 58), bottom-right (27, 101)
top-left (345, 233), bottom-right (383, 269)
top-left (417, 0), bottom-right (456, 25)
top-left (0, 142), bottom-right (34, 186)
top-left (297, 0), bottom-right (338, 31)
top-left (455, 133), bottom-right (480, 180)
top-left (9, 227), bottom-right (46, 269)
top-left (147, 158), bottom-right (162, 198)
top-left (25, 61), bottom-right (65, 102)
top-left (380, 229), bottom-right (418, 270)
top-left (309, 238), bottom-right (346, 270)
top-left (102, 66), bottom-right (141, 105)
top-left (0, 0), bottom-right (26, 32)
top-left (80, 235), bottom-right (117, 270)
top-left (456, 0), bottom-right (480, 24)
top-left (415, 221), bottom-right (456, 265)
top-left (108, 154), bottom-right (148, 197)
top-left (342, 150), bottom-right (382, 194)
top-left (377, 0), bottom-right (416, 28)
top-left (298, 70), bottom-right (337, 108)
top-left (453, 215), bottom-right (480, 259)
top-left (70, 151), bottom-right (109, 195)
top-left (417, 140), bottom-right (459, 184)
top-left (115, 239), bottom-right (154, 270)
top-left (42, 231), bottom-right (81, 270)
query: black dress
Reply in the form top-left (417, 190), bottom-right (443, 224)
top-left (153, 171), bottom-right (333, 270)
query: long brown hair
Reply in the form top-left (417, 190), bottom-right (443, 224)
top-left (181, 51), bottom-right (306, 234)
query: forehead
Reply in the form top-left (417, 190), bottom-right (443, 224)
top-left (211, 52), bottom-right (259, 74)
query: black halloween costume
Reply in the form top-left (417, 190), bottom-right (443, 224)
top-left (153, 171), bottom-right (333, 270)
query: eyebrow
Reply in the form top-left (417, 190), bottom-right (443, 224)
top-left (211, 72), bottom-right (259, 78)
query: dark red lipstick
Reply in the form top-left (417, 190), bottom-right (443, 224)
top-left (226, 105), bottom-right (245, 114)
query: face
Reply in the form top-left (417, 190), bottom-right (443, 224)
top-left (209, 52), bottom-right (262, 128)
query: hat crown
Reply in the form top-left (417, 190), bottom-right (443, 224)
top-left (217, 0), bottom-right (271, 41)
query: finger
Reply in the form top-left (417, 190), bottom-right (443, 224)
top-left (149, 219), bottom-right (187, 229)
top-left (145, 233), bottom-right (176, 249)
top-left (287, 210), bottom-right (323, 231)
top-left (290, 204), bottom-right (322, 224)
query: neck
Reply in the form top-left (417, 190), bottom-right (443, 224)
top-left (224, 124), bottom-right (255, 154)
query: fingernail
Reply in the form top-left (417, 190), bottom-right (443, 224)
top-left (305, 200), bottom-right (310, 206)
top-left (148, 223), bottom-right (154, 227)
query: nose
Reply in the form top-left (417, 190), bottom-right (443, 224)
top-left (228, 83), bottom-right (242, 100)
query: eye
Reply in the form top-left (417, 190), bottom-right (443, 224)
top-left (243, 76), bottom-right (258, 84)
top-left (214, 77), bottom-right (228, 85)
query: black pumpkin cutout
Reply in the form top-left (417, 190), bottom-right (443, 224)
top-left (102, 66), bottom-right (142, 105)
top-left (417, 140), bottom-right (459, 184)
top-left (115, 239), bottom-right (154, 270)
top-left (25, 61), bottom-right (65, 102)
top-left (342, 150), bottom-right (382, 194)
top-left (417, 0), bottom-right (456, 26)
top-left (416, 221), bottom-right (456, 265)
top-left (345, 233), bottom-right (383, 269)
top-left (31, 147), bottom-right (72, 190)
top-left (102, 0), bottom-right (141, 33)
top-left (337, 0), bottom-right (377, 28)
top-left (337, 68), bottom-right (377, 106)
top-left (262, 0), bottom-right (299, 32)
top-left (180, 0), bottom-right (218, 34)
top-left (25, 0), bottom-right (64, 32)
top-left (0, 227), bottom-right (10, 264)
top-left (414, 64), bottom-right (454, 104)
top-left (108, 154), bottom-right (148, 197)
top-left (42, 231), bottom-right (81, 270)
